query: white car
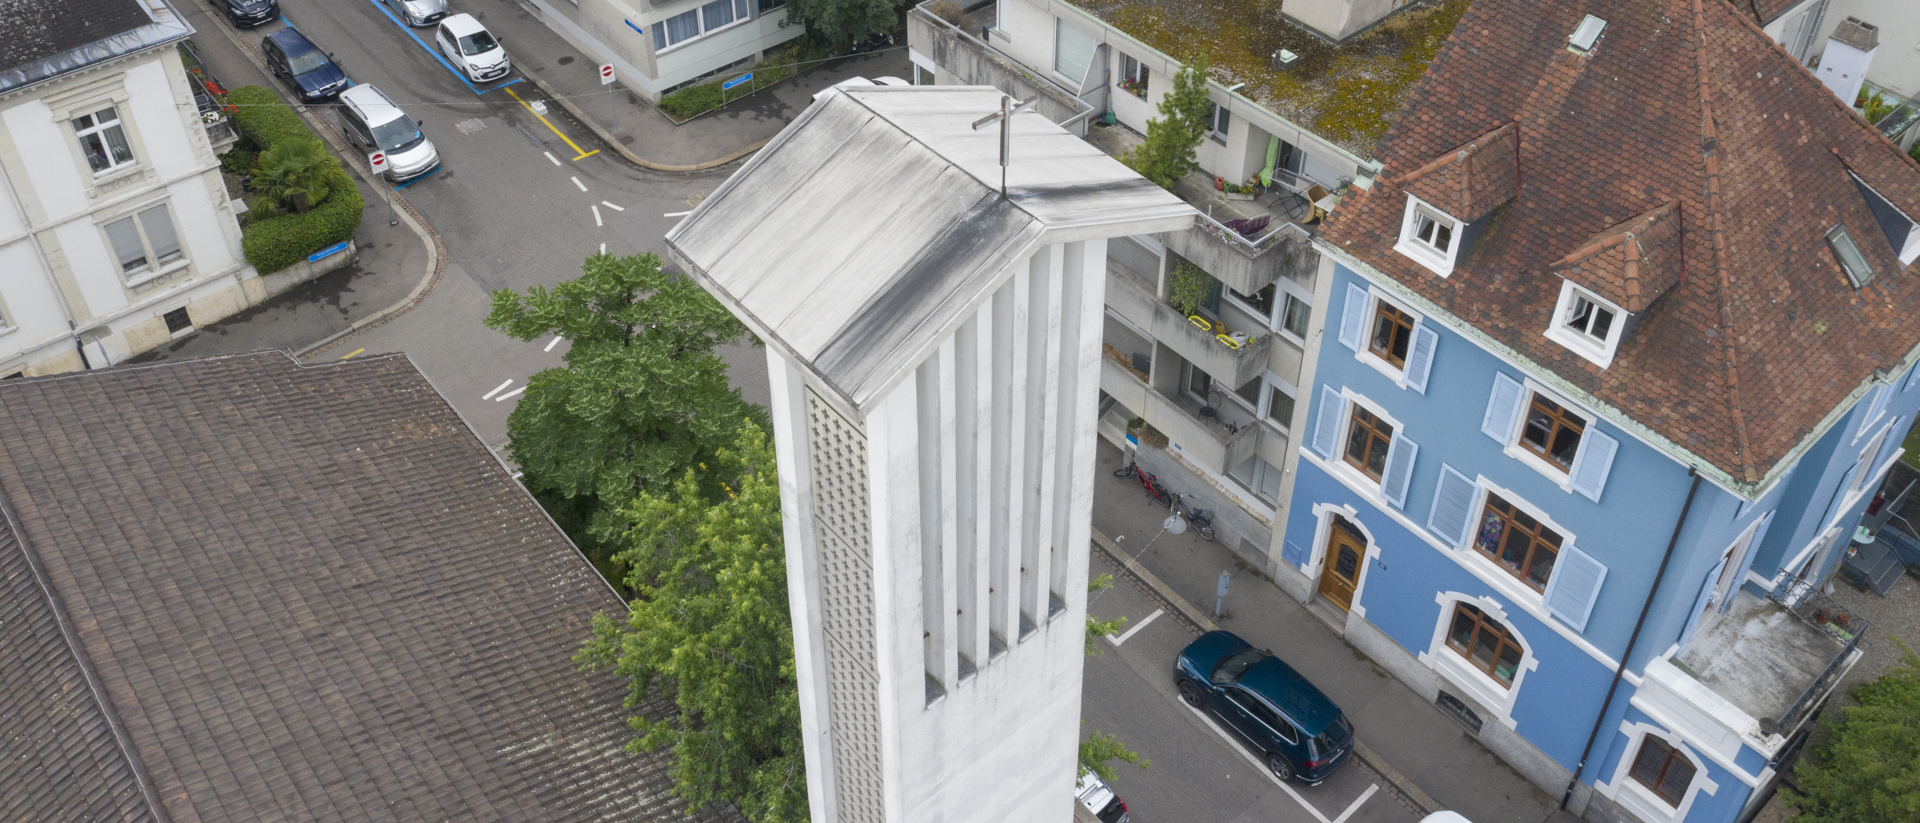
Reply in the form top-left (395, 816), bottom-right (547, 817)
top-left (435, 14), bottom-right (510, 82)
top-left (1074, 771), bottom-right (1129, 823)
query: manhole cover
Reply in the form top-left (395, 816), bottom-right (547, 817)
top-left (557, 55), bottom-right (574, 65)
top-left (618, 135), bottom-right (634, 145)
top-left (455, 118), bottom-right (488, 135)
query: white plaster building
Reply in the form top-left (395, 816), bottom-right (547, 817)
top-left (668, 85), bottom-right (1192, 822)
top-left (524, 0), bottom-right (802, 102)
top-left (1, 0), bottom-right (263, 375)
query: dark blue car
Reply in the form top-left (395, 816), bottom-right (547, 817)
top-left (224, 0), bottom-right (277, 27)
top-left (1175, 631), bottom-right (1355, 785)
top-left (261, 28), bottom-right (348, 103)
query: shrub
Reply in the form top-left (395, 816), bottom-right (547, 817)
top-left (225, 86), bottom-right (362, 273)
top-left (659, 82), bottom-right (725, 119)
top-left (218, 146), bottom-right (256, 175)
top-left (252, 137), bottom-right (338, 214)
top-left (1169, 257), bottom-right (1217, 317)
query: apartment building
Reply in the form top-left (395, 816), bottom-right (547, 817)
top-left (522, 0), bottom-right (803, 102)
top-left (908, 0), bottom-right (1468, 576)
top-left (1292, 1), bottom-right (1920, 821)
top-left (1, 0), bottom-right (264, 375)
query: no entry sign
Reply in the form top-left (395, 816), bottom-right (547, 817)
top-left (368, 151), bottom-right (388, 173)
top-left (599, 63), bottom-right (615, 85)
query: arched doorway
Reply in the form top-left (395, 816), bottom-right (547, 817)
top-left (1318, 515), bottom-right (1366, 611)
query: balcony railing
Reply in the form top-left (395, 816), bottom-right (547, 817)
top-left (1765, 577), bottom-right (1867, 735)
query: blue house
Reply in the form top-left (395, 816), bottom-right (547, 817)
top-left (1280, 1), bottom-right (1920, 822)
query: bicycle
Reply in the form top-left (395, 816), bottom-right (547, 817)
top-left (1113, 461), bottom-right (1172, 507)
top-left (1171, 493), bottom-right (1217, 541)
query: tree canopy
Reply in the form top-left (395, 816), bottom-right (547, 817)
top-left (485, 252), bottom-right (762, 582)
top-left (784, 0), bottom-right (900, 51)
top-left (1125, 54), bottom-right (1212, 190)
top-left (1785, 640), bottom-right (1920, 823)
top-left (579, 423), bottom-right (806, 823)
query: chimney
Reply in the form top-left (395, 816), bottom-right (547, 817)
top-left (1817, 18), bottom-right (1879, 109)
top-left (1270, 49), bottom-right (1299, 71)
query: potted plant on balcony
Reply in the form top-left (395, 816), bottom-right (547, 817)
top-left (1118, 76), bottom-right (1147, 100)
top-left (1223, 178), bottom-right (1258, 201)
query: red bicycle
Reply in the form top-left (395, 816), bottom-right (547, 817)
top-left (1114, 461), bottom-right (1172, 507)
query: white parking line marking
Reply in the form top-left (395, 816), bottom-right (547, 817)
top-left (1105, 608), bottom-right (1163, 647)
top-left (544, 152), bottom-right (560, 166)
top-left (599, 242), bottom-right (606, 254)
top-left (544, 336), bottom-right (564, 352)
top-left (592, 205), bottom-right (602, 226)
top-left (1183, 704), bottom-right (1343, 823)
top-left (496, 386), bottom-right (526, 401)
top-left (1331, 785), bottom-right (1376, 823)
top-left (572, 176), bottom-right (588, 192)
top-left (601, 201), bottom-right (624, 211)
top-left (482, 379), bottom-right (513, 400)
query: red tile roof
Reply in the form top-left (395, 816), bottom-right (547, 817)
top-left (1398, 121), bottom-right (1519, 224)
top-left (1551, 202), bottom-right (1684, 313)
top-left (1319, 0), bottom-right (1920, 486)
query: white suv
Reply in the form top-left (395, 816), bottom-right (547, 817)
top-left (337, 85), bottom-right (439, 182)
top-left (435, 14), bottom-right (509, 82)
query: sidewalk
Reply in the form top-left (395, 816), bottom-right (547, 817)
top-left (1091, 439), bottom-right (1561, 823)
top-left (502, 0), bottom-right (911, 168)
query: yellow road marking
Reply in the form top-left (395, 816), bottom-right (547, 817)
top-left (503, 87), bottom-right (596, 161)
top-left (339, 348), bottom-right (365, 360)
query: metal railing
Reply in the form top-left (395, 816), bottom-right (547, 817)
top-left (1194, 207), bottom-right (1309, 252)
top-left (1765, 577), bottom-right (1866, 735)
top-left (910, 2), bottom-right (1098, 127)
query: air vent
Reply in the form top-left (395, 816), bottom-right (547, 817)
top-left (1568, 14), bottom-right (1606, 53)
top-left (1271, 49), bottom-right (1299, 71)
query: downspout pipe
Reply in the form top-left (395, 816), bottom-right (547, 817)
top-left (1560, 468), bottom-right (1704, 811)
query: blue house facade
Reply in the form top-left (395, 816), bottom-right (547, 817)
top-left (1272, 1), bottom-right (1920, 821)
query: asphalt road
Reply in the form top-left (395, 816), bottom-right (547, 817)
top-left (166, 4), bottom-right (1432, 819)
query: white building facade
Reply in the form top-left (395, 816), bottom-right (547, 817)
top-left (523, 0), bottom-right (803, 102)
top-left (668, 85), bottom-right (1192, 822)
top-left (1, 0), bottom-right (263, 375)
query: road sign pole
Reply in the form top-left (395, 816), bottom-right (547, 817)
top-left (599, 63), bottom-right (616, 133)
top-left (369, 151), bottom-right (395, 227)
top-left (1214, 570), bottom-right (1231, 620)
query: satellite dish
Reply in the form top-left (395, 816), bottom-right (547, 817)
top-left (1164, 514), bottom-right (1187, 535)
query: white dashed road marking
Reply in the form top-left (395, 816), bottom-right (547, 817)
top-left (601, 201), bottom-right (624, 211)
top-left (592, 205), bottom-right (602, 226)
top-left (572, 176), bottom-right (587, 192)
top-left (1181, 704), bottom-right (1377, 823)
top-left (544, 152), bottom-right (561, 166)
top-left (599, 242), bottom-right (606, 254)
top-left (482, 379), bottom-right (513, 400)
top-left (545, 335), bottom-right (564, 352)
top-left (496, 385), bottom-right (526, 401)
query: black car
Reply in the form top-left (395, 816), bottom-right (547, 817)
top-left (261, 28), bottom-right (348, 103)
top-left (224, 0), bottom-right (277, 27)
top-left (1175, 630), bottom-right (1355, 785)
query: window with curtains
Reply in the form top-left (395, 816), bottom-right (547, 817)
top-left (74, 106), bottom-right (136, 174)
top-left (1629, 737), bottom-right (1697, 806)
top-left (652, 0), bottom-right (750, 52)
top-left (1446, 603), bottom-right (1523, 687)
top-left (1473, 493), bottom-right (1562, 591)
top-left (102, 204), bottom-right (184, 280)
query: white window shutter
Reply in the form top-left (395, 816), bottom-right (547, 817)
top-left (1311, 386), bottom-right (1343, 458)
top-left (1481, 373), bottom-right (1524, 443)
top-left (1866, 384), bottom-right (1892, 426)
top-left (1905, 364), bottom-right (1920, 392)
top-left (1722, 511), bottom-right (1773, 613)
top-left (1403, 322), bottom-right (1439, 394)
top-left (1567, 428), bottom-right (1618, 503)
top-left (1338, 283), bottom-right (1369, 352)
top-left (1381, 434), bottom-right (1418, 509)
top-left (1426, 464), bottom-right (1478, 549)
top-left (1544, 544), bottom-right (1607, 633)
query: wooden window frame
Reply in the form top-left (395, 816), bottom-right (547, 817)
top-left (1344, 403), bottom-right (1394, 482)
top-left (1628, 736), bottom-right (1697, 806)
top-left (1369, 301), bottom-right (1415, 370)
top-left (1472, 492), bottom-right (1564, 591)
top-left (1445, 603), bottom-right (1524, 687)
top-left (1519, 393), bottom-right (1586, 472)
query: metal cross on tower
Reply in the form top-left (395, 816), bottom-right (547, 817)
top-left (970, 94), bottom-right (1039, 198)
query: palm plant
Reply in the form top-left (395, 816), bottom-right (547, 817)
top-left (252, 137), bottom-right (337, 214)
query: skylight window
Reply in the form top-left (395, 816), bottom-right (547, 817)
top-left (1827, 225), bottom-right (1876, 288)
top-left (1569, 15), bottom-right (1606, 53)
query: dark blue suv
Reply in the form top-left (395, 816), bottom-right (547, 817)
top-left (1175, 631), bottom-right (1355, 785)
top-left (261, 28), bottom-right (348, 103)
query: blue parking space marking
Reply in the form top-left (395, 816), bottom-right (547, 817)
top-left (355, 0), bottom-right (523, 96)
top-left (394, 166), bottom-right (441, 188)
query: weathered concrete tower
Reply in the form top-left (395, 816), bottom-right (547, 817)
top-left (667, 85), bottom-right (1192, 823)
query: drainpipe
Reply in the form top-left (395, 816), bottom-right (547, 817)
top-left (1559, 468), bottom-right (1704, 811)
top-left (0, 163), bottom-right (89, 369)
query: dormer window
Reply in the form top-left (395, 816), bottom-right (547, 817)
top-left (1545, 282), bottom-right (1626, 368)
top-left (1827, 225), bottom-right (1875, 288)
top-left (1395, 196), bottom-right (1464, 276)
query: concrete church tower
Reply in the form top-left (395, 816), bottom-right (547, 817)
top-left (667, 86), bottom-right (1193, 823)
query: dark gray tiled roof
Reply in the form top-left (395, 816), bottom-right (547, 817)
top-left (0, 0), bottom-right (156, 73)
top-left (0, 352), bottom-right (734, 822)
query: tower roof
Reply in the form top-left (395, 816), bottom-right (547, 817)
top-left (666, 85), bottom-right (1193, 414)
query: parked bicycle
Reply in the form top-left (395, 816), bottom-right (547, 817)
top-left (1171, 493), bottom-right (1217, 541)
top-left (1113, 461), bottom-right (1172, 507)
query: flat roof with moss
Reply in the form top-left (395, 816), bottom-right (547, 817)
top-left (1071, 0), bottom-right (1470, 156)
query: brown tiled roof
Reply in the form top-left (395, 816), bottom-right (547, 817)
top-left (1397, 121), bottom-right (1519, 224)
top-left (0, 352), bottom-right (735, 822)
top-left (1320, 0), bottom-right (1920, 485)
top-left (1551, 202), bottom-right (1684, 312)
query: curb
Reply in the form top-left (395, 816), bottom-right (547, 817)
top-left (517, 67), bottom-right (769, 172)
top-left (196, 1), bottom-right (446, 359)
top-left (1089, 527), bottom-right (1443, 817)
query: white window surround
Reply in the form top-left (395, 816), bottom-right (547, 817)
top-left (1852, 383), bottom-right (1891, 444)
top-left (1394, 195), bottom-right (1464, 276)
top-left (1298, 447), bottom-right (1636, 678)
top-left (1306, 501), bottom-right (1381, 620)
top-left (1326, 387), bottom-right (1405, 499)
top-left (1544, 280), bottom-right (1626, 368)
top-left (98, 199), bottom-right (189, 288)
top-left (1495, 377), bottom-right (1603, 494)
top-left (1596, 722), bottom-right (1720, 823)
top-left (1417, 591), bottom-right (1537, 729)
top-left (652, 0), bottom-right (754, 56)
top-left (1226, 274), bottom-right (1314, 346)
top-left (1353, 285), bottom-right (1424, 386)
top-left (1455, 475), bottom-right (1579, 612)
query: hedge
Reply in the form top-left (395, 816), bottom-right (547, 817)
top-left (227, 85), bottom-right (364, 274)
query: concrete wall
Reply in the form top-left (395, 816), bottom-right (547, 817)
top-left (523, 0), bottom-right (802, 100)
top-left (1815, 0), bottom-right (1919, 99)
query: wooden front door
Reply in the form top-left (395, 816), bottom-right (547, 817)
top-left (1318, 517), bottom-right (1366, 611)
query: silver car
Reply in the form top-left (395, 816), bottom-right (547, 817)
top-left (383, 0), bottom-right (445, 27)
top-left (337, 85), bottom-right (440, 182)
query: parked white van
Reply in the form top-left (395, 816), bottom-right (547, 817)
top-left (337, 85), bottom-right (439, 182)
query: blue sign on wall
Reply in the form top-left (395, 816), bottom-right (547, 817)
top-left (722, 72), bottom-right (752, 91)
top-left (308, 241), bottom-right (350, 262)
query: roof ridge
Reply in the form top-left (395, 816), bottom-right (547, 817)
top-left (1391, 120), bottom-right (1516, 188)
top-left (1552, 201), bottom-right (1679, 267)
top-left (0, 489), bottom-right (170, 822)
top-left (1693, 0), bottom-right (1757, 482)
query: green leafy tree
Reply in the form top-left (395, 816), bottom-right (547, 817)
top-left (579, 423), bottom-right (806, 823)
top-left (1086, 573), bottom-right (1127, 656)
top-left (1125, 53), bottom-right (1212, 190)
top-left (1784, 641), bottom-right (1920, 823)
top-left (252, 136), bottom-right (336, 213)
top-left (1079, 728), bottom-right (1149, 782)
top-left (784, 0), bottom-right (900, 51)
top-left (486, 252), bottom-right (762, 582)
